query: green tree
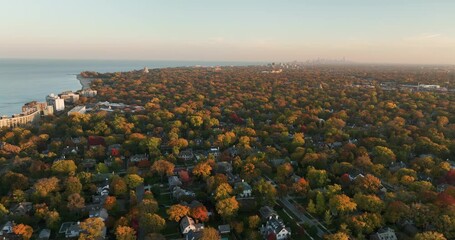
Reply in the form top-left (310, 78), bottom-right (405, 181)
top-left (140, 213), bottom-right (166, 233)
top-left (124, 174), bottom-right (144, 189)
top-left (51, 160), bottom-right (77, 175)
top-left (145, 137), bottom-right (162, 158)
top-left (254, 179), bottom-right (277, 205)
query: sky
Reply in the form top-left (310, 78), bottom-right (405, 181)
top-left (1, 0), bottom-right (455, 64)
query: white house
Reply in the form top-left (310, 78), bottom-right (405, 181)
top-left (370, 227), bottom-right (398, 240)
top-left (0, 221), bottom-right (13, 236)
top-left (180, 216), bottom-right (204, 235)
top-left (260, 215), bottom-right (291, 240)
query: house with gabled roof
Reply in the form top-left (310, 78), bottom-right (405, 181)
top-left (180, 216), bottom-right (204, 235)
top-left (260, 215), bottom-right (291, 240)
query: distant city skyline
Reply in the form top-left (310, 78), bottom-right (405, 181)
top-left (1, 0), bottom-right (455, 64)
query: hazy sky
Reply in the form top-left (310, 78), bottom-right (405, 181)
top-left (1, 0), bottom-right (454, 64)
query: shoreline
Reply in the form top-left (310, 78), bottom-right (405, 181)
top-left (76, 74), bottom-right (94, 90)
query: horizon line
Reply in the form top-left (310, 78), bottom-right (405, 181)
top-left (0, 57), bottom-right (454, 67)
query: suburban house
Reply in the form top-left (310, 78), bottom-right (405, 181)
top-left (370, 227), bottom-right (398, 240)
top-left (235, 180), bottom-right (252, 198)
top-left (37, 229), bottom-right (51, 240)
top-left (10, 202), bottom-right (33, 216)
top-left (218, 224), bottom-right (231, 235)
top-left (172, 187), bottom-right (196, 200)
top-left (129, 154), bottom-right (148, 163)
top-left (59, 222), bottom-right (82, 238)
top-left (180, 216), bottom-right (204, 235)
top-left (260, 215), bottom-right (291, 240)
top-left (259, 206), bottom-right (278, 221)
top-left (216, 161), bottom-right (233, 173)
top-left (0, 221), bottom-right (13, 236)
top-left (178, 149), bottom-right (194, 161)
top-left (168, 176), bottom-right (183, 190)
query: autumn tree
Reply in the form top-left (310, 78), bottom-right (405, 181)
top-left (12, 224), bottom-right (33, 240)
top-left (0, 203), bottom-right (8, 218)
top-left (140, 213), bottom-right (166, 233)
top-left (216, 196), bottom-right (239, 220)
top-left (65, 176), bottom-right (82, 196)
top-left (111, 176), bottom-right (128, 196)
top-left (79, 217), bottom-right (105, 240)
top-left (34, 177), bottom-right (60, 198)
top-left (214, 183), bottom-right (233, 201)
top-left (150, 159), bottom-right (175, 180)
top-left (352, 174), bottom-right (381, 194)
top-left (248, 215), bottom-right (261, 229)
top-left (192, 161), bottom-right (212, 179)
top-left (353, 193), bottom-right (385, 213)
top-left (276, 162), bottom-right (294, 183)
top-left (190, 205), bottom-right (209, 222)
top-left (167, 204), bottom-right (190, 222)
top-left (124, 174), bottom-right (144, 189)
top-left (200, 227), bottom-right (221, 240)
top-left (329, 194), bottom-right (357, 215)
top-left (414, 231), bottom-right (446, 240)
top-left (253, 179), bottom-right (276, 205)
top-left (145, 137), bottom-right (162, 158)
top-left (104, 196), bottom-right (117, 211)
top-left (67, 193), bottom-right (85, 212)
top-left (292, 178), bottom-right (310, 196)
top-left (323, 232), bottom-right (350, 240)
top-left (51, 160), bottom-right (77, 175)
top-left (372, 146), bottom-right (396, 165)
top-left (139, 198), bottom-right (159, 214)
top-left (115, 226), bottom-right (137, 240)
top-left (306, 166), bottom-right (329, 188)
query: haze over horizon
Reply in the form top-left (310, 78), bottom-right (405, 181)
top-left (1, 0), bottom-right (455, 65)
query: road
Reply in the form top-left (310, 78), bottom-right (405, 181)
top-left (279, 196), bottom-right (330, 238)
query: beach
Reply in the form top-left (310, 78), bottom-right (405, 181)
top-left (76, 74), bottom-right (94, 90)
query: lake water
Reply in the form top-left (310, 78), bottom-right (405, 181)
top-left (0, 59), bottom-right (260, 116)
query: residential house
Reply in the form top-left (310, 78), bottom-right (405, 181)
top-left (173, 187), bottom-right (196, 201)
top-left (180, 216), bottom-right (204, 235)
top-left (38, 229), bottom-right (51, 240)
top-left (186, 230), bottom-right (203, 240)
top-left (370, 227), bottom-right (397, 240)
top-left (169, 176), bottom-right (183, 190)
top-left (97, 184), bottom-right (110, 196)
top-left (89, 207), bottom-right (108, 221)
top-left (235, 180), bottom-right (252, 198)
top-left (216, 161), bottom-right (233, 174)
top-left (129, 154), bottom-right (148, 163)
top-left (259, 206), bottom-right (278, 221)
top-left (59, 222), bottom-right (82, 238)
top-left (10, 202), bottom-right (33, 216)
top-left (218, 224), bottom-right (231, 234)
top-left (0, 221), bottom-right (13, 236)
top-left (178, 149), bottom-right (194, 161)
top-left (260, 215), bottom-right (291, 240)
top-left (208, 147), bottom-right (221, 159)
